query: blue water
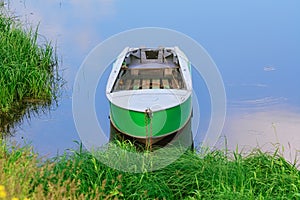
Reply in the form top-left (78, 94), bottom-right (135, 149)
top-left (5, 0), bottom-right (300, 162)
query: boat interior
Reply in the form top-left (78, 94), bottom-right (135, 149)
top-left (112, 48), bottom-right (187, 92)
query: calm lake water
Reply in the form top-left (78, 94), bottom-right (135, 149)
top-left (4, 1), bottom-right (300, 164)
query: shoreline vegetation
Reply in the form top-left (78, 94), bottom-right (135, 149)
top-left (0, 139), bottom-right (299, 199)
top-left (0, 4), bottom-right (62, 135)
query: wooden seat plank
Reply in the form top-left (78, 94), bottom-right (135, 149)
top-left (133, 79), bottom-right (140, 90)
top-left (162, 79), bottom-right (170, 89)
top-left (124, 79), bottom-right (132, 90)
top-left (142, 79), bottom-right (150, 89)
top-left (152, 79), bottom-right (160, 89)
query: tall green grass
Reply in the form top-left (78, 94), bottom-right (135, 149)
top-left (0, 8), bottom-right (62, 134)
top-left (1, 139), bottom-right (299, 199)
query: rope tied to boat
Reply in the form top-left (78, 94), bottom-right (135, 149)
top-left (145, 108), bottom-right (153, 151)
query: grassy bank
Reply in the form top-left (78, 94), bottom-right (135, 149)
top-left (0, 6), bottom-right (62, 134)
top-left (0, 140), bottom-right (299, 199)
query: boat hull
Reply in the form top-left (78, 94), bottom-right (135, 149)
top-left (110, 110), bottom-right (193, 147)
top-left (109, 96), bottom-right (192, 140)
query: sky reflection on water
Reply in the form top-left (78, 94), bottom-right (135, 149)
top-left (4, 0), bottom-right (300, 161)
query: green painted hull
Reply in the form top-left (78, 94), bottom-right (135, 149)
top-left (109, 96), bottom-right (192, 138)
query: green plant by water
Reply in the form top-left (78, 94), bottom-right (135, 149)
top-left (0, 139), bottom-right (299, 199)
top-left (0, 7), bottom-right (62, 134)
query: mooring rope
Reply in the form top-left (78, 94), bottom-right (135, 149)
top-left (145, 108), bottom-right (153, 151)
top-left (145, 112), bottom-right (148, 149)
top-left (150, 115), bottom-right (153, 151)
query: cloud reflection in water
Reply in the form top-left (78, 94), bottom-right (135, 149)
top-left (224, 106), bottom-right (300, 167)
